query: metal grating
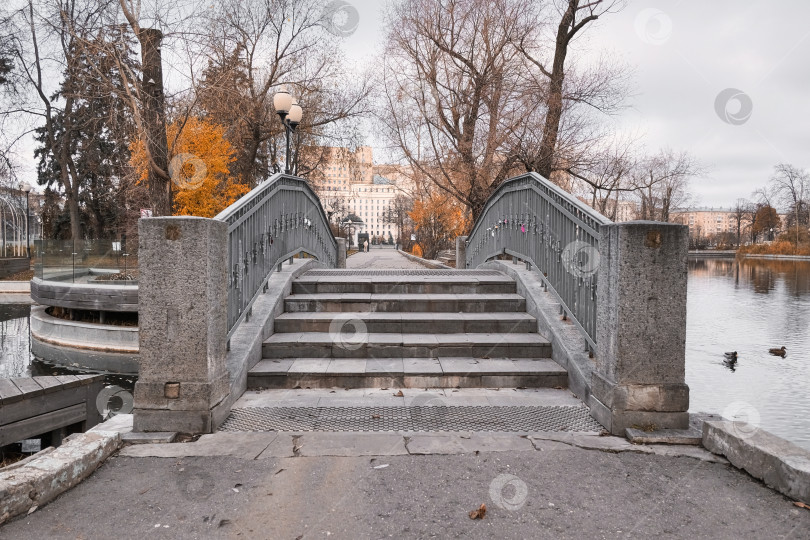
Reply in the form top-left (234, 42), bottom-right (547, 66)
top-left (304, 269), bottom-right (504, 277)
top-left (219, 405), bottom-right (603, 433)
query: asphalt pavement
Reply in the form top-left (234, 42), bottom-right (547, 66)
top-left (3, 440), bottom-right (809, 539)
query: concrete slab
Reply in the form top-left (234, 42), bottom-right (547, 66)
top-left (626, 426), bottom-right (703, 445)
top-left (406, 433), bottom-right (534, 455)
top-left (325, 359), bottom-right (367, 374)
top-left (365, 359), bottom-right (404, 374)
top-left (88, 413), bottom-right (133, 434)
top-left (251, 359), bottom-right (294, 374)
top-left (287, 359), bottom-right (331, 374)
top-left (402, 358), bottom-right (443, 374)
top-left (119, 432), bottom-right (280, 459)
top-left (296, 432), bottom-right (408, 457)
top-left (121, 432), bottom-right (178, 444)
top-left (255, 434), bottom-right (296, 458)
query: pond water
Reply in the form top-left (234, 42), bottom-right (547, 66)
top-left (686, 257), bottom-right (810, 450)
top-left (1, 258), bottom-right (808, 449)
top-left (0, 304), bottom-right (135, 390)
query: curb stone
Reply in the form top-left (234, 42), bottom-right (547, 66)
top-left (0, 430), bottom-right (121, 525)
top-left (703, 420), bottom-right (810, 504)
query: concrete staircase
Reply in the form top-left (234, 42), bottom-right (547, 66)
top-left (247, 270), bottom-right (566, 390)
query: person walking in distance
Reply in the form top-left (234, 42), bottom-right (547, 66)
top-left (364, 239), bottom-right (369, 253)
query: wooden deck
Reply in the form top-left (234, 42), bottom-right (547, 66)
top-left (0, 375), bottom-right (104, 447)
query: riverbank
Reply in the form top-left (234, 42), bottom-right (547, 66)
top-left (688, 250), bottom-right (810, 261)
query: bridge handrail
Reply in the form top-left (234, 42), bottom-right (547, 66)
top-left (465, 172), bottom-right (611, 349)
top-left (214, 173), bottom-right (337, 339)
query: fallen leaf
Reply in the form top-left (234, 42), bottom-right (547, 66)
top-left (218, 519), bottom-right (231, 527)
top-left (373, 464), bottom-right (389, 469)
top-left (394, 390), bottom-right (404, 397)
top-left (371, 414), bottom-right (381, 419)
top-left (795, 501), bottom-right (810, 510)
top-left (552, 386), bottom-right (563, 390)
top-left (274, 468), bottom-right (286, 476)
top-left (469, 503), bottom-right (486, 520)
top-left (27, 506), bottom-right (38, 515)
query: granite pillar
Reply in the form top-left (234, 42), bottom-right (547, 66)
top-left (590, 221), bottom-right (690, 435)
top-left (456, 236), bottom-right (468, 269)
top-left (133, 217), bottom-right (230, 433)
top-left (336, 237), bottom-right (347, 269)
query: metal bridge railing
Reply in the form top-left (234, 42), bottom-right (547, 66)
top-left (465, 172), bottom-right (611, 350)
top-left (214, 173), bottom-right (337, 339)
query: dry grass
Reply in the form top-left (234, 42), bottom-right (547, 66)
top-left (0, 451), bottom-right (27, 468)
top-left (738, 241), bottom-right (810, 257)
top-left (0, 269), bottom-right (34, 281)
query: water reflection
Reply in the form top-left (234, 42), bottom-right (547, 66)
top-left (0, 304), bottom-right (135, 391)
top-left (687, 257), bottom-right (810, 450)
top-left (0, 304), bottom-right (32, 379)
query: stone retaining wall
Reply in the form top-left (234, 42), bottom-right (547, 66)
top-left (30, 277), bottom-right (138, 312)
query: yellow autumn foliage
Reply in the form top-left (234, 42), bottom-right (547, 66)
top-left (129, 117), bottom-right (249, 217)
top-left (408, 192), bottom-right (469, 259)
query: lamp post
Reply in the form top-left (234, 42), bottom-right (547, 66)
top-left (272, 90), bottom-right (303, 175)
top-left (19, 181), bottom-right (31, 259)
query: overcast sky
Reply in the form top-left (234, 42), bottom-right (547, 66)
top-left (337, 0), bottom-right (810, 209)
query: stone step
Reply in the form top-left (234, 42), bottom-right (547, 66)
top-left (262, 332), bottom-right (552, 359)
top-left (247, 357), bottom-right (567, 390)
top-left (292, 276), bottom-right (514, 295)
top-left (284, 293), bottom-right (526, 313)
top-left (274, 312), bottom-right (537, 334)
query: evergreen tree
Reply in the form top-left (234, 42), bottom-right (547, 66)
top-left (34, 26), bottom-right (139, 240)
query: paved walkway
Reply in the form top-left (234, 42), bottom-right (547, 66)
top-left (4, 417), bottom-right (808, 538)
top-left (347, 247), bottom-right (424, 269)
top-left (4, 392), bottom-right (810, 536)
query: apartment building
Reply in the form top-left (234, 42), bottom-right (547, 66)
top-left (670, 208), bottom-right (737, 236)
top-left (306, 146), bottom-right (412, 246)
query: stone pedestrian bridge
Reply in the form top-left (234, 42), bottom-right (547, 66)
top-left (134, 172), bottom-right (690, 440)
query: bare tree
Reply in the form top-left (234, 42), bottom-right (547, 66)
top-left (13, 0), bottom-right (112, 240)
top-left (516, 0), bottom-right (625, 179)
top-left (379, 0), bottom-right (534, 221)
top-left (562, 133), bottom-right (638, 219)
top-left (731, 198), bottom-right (752, 247)
top-left (197, 0), bottom-right (371, 187)
top-left (379, 0), bottom-right (627, 222)
top-left (769, 163), bottom-right (809, 245)
top-left (633, 149), bottom-right (699, 222)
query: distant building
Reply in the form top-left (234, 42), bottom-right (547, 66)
top-left (670, 207), bottom-right (737, 237)
top-left (304, 146), bottom-right (413, 246)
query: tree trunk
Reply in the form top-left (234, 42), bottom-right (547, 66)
top-left (139, 28), bottom-right (171, 216)
top-left (536, 3), bottom-right (575, 179)
top-left (67, 190), bottom-right (81, 241)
